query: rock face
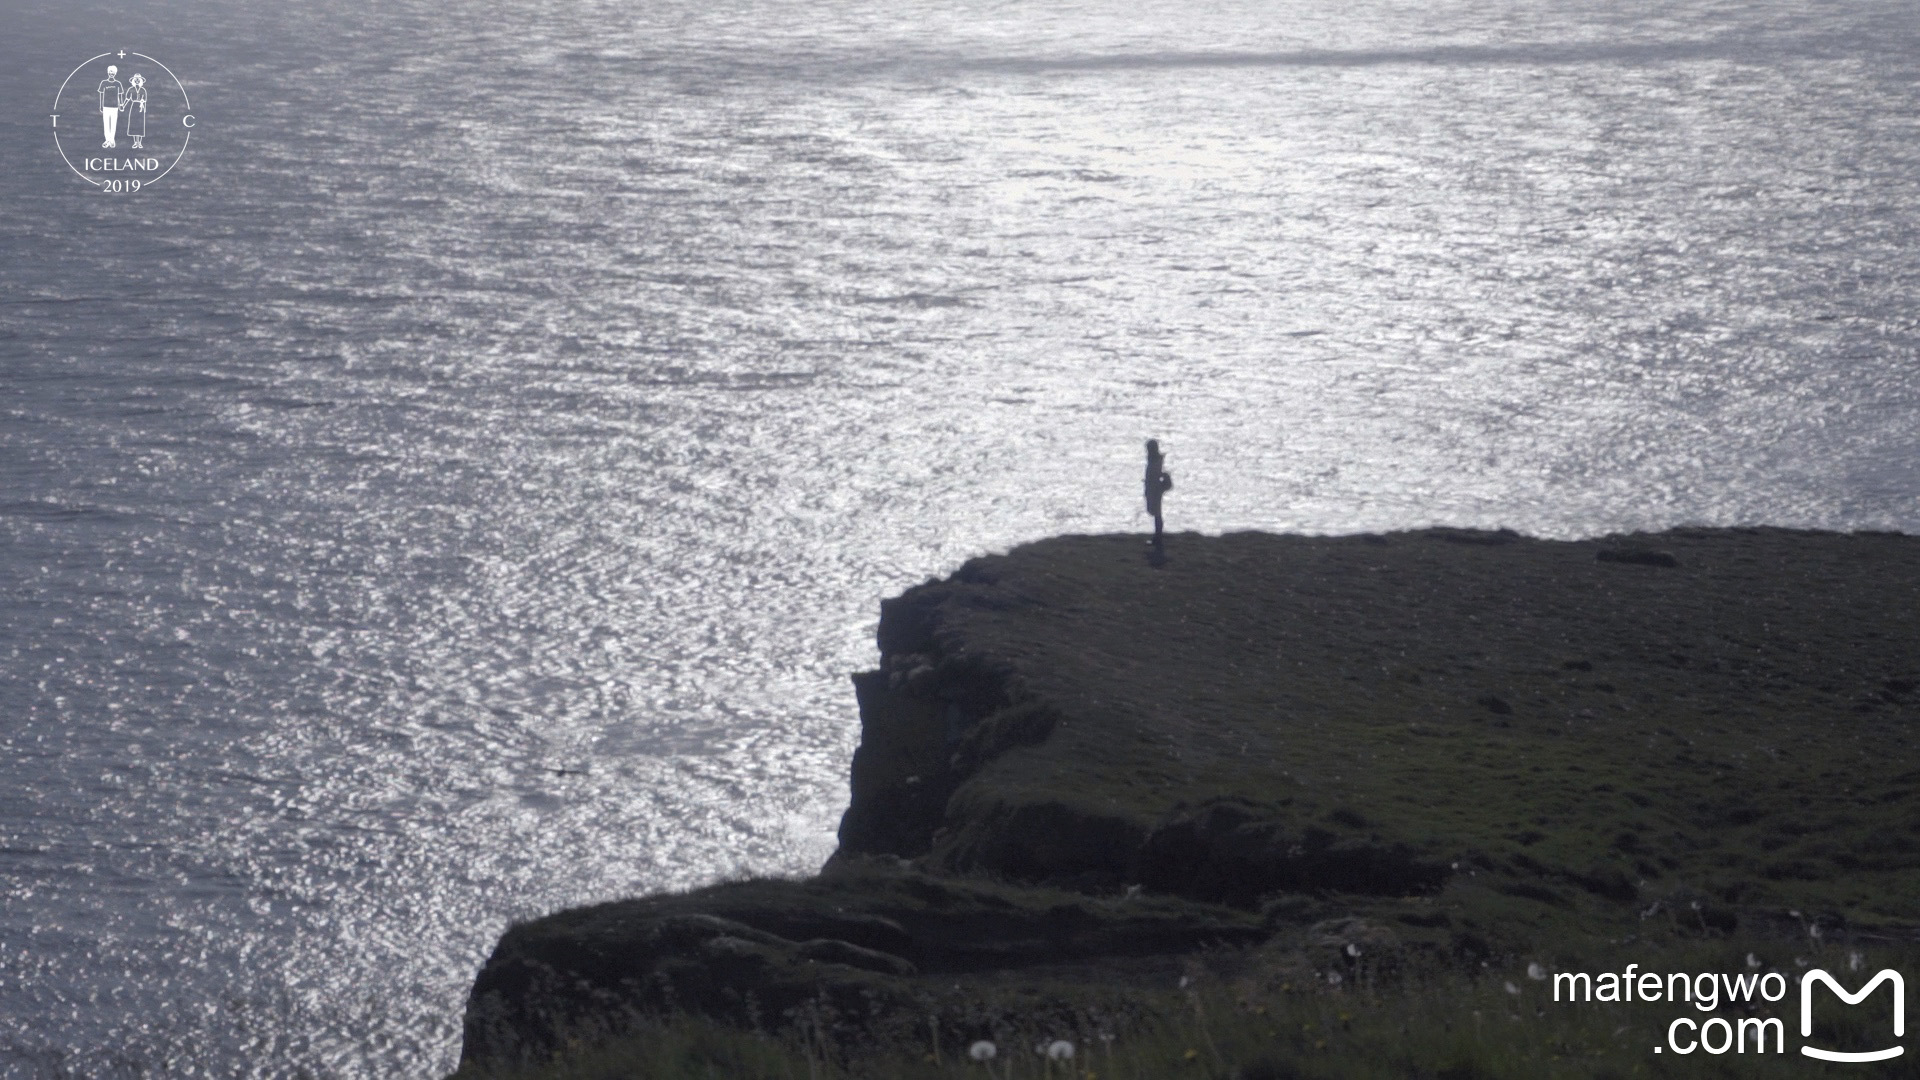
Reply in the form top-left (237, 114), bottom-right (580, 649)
top-left (458, 863), bottom-right (1268, 1065)
top-left (455, 528), bottom-right (1920, 1072)
top-left (832, 552), bottom-right (1462, 898)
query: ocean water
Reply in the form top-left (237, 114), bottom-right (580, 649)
top-left (1, 0), bottom-right (1916, 1074)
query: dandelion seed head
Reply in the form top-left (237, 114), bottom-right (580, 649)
top-left (1527, 962), bottom-right (1547, 981)
top-left (969, 1040), bottom-right (997, 1061)
top-left (1046, 1039), bottom-right (1075, 1060)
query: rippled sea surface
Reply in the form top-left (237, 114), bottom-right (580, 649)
top-left (1, 0), bottom-right (1917, 1074)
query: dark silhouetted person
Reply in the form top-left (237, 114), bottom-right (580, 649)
top-left (1144, 439), bottom-right (1173, 561)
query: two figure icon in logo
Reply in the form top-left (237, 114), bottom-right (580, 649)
top-left (96, 65), bottom-right (148, 150)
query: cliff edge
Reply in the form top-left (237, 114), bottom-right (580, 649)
top-left (454, 528), bottom-right (1920, 1071)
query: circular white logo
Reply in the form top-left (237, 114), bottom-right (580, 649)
top-left (50, 50), bottom-right (194, 193)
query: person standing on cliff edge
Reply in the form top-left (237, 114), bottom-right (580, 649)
top-left (1144, 439), bottom-right (1174, 562)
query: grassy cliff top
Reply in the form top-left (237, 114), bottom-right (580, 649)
top-left (881, 527), bottom-right (1920, 930)
top-left (457, 527), bottom-right (1920, 1079)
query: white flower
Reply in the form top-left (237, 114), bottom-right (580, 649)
top-left (1505, 981), bottom-right (1522, 995)
top-left (1326, 970), bottom-right (1343, 985)
top-left (1527, 962), bottom-right (1547, 981)
top-left (1746, 952), bottom-right (1762, 968)
top-left (1849, 951), bottom-right (1864, 972)
top-left (1046, 1039), bottom-right (1075, 1061)
top-left (969, 1040), bottom-right (997, 1061)
top-left (1345, 942), bottom-right (1362, 958)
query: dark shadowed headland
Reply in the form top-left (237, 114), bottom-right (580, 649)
top-left (449, 528), bottom-right (1920, 1078)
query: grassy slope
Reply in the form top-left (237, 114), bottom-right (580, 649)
top-left (453, 528), bottom-right (1920, 1078)
top-left (932, 528), bottom-right (1920, 930)
top-left (461, 938), bottom-right (1920, 1079)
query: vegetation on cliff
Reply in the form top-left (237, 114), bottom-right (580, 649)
top-left (451, 528), bottom-right (1920, 1078)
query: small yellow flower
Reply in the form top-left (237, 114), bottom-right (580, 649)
top-left (1184, 1048), bottom-right (1199, 1060)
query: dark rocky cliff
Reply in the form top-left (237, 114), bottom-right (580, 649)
top-left (454, 527), bottom-right (1920, 1072)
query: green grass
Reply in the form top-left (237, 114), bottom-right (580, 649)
top-left (456, 529), bottom-right (1920, 1076)
top-left (914, 530), bottom-right (1920, 927)
top-left (454, 937), bottom-right (1920, 1080)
